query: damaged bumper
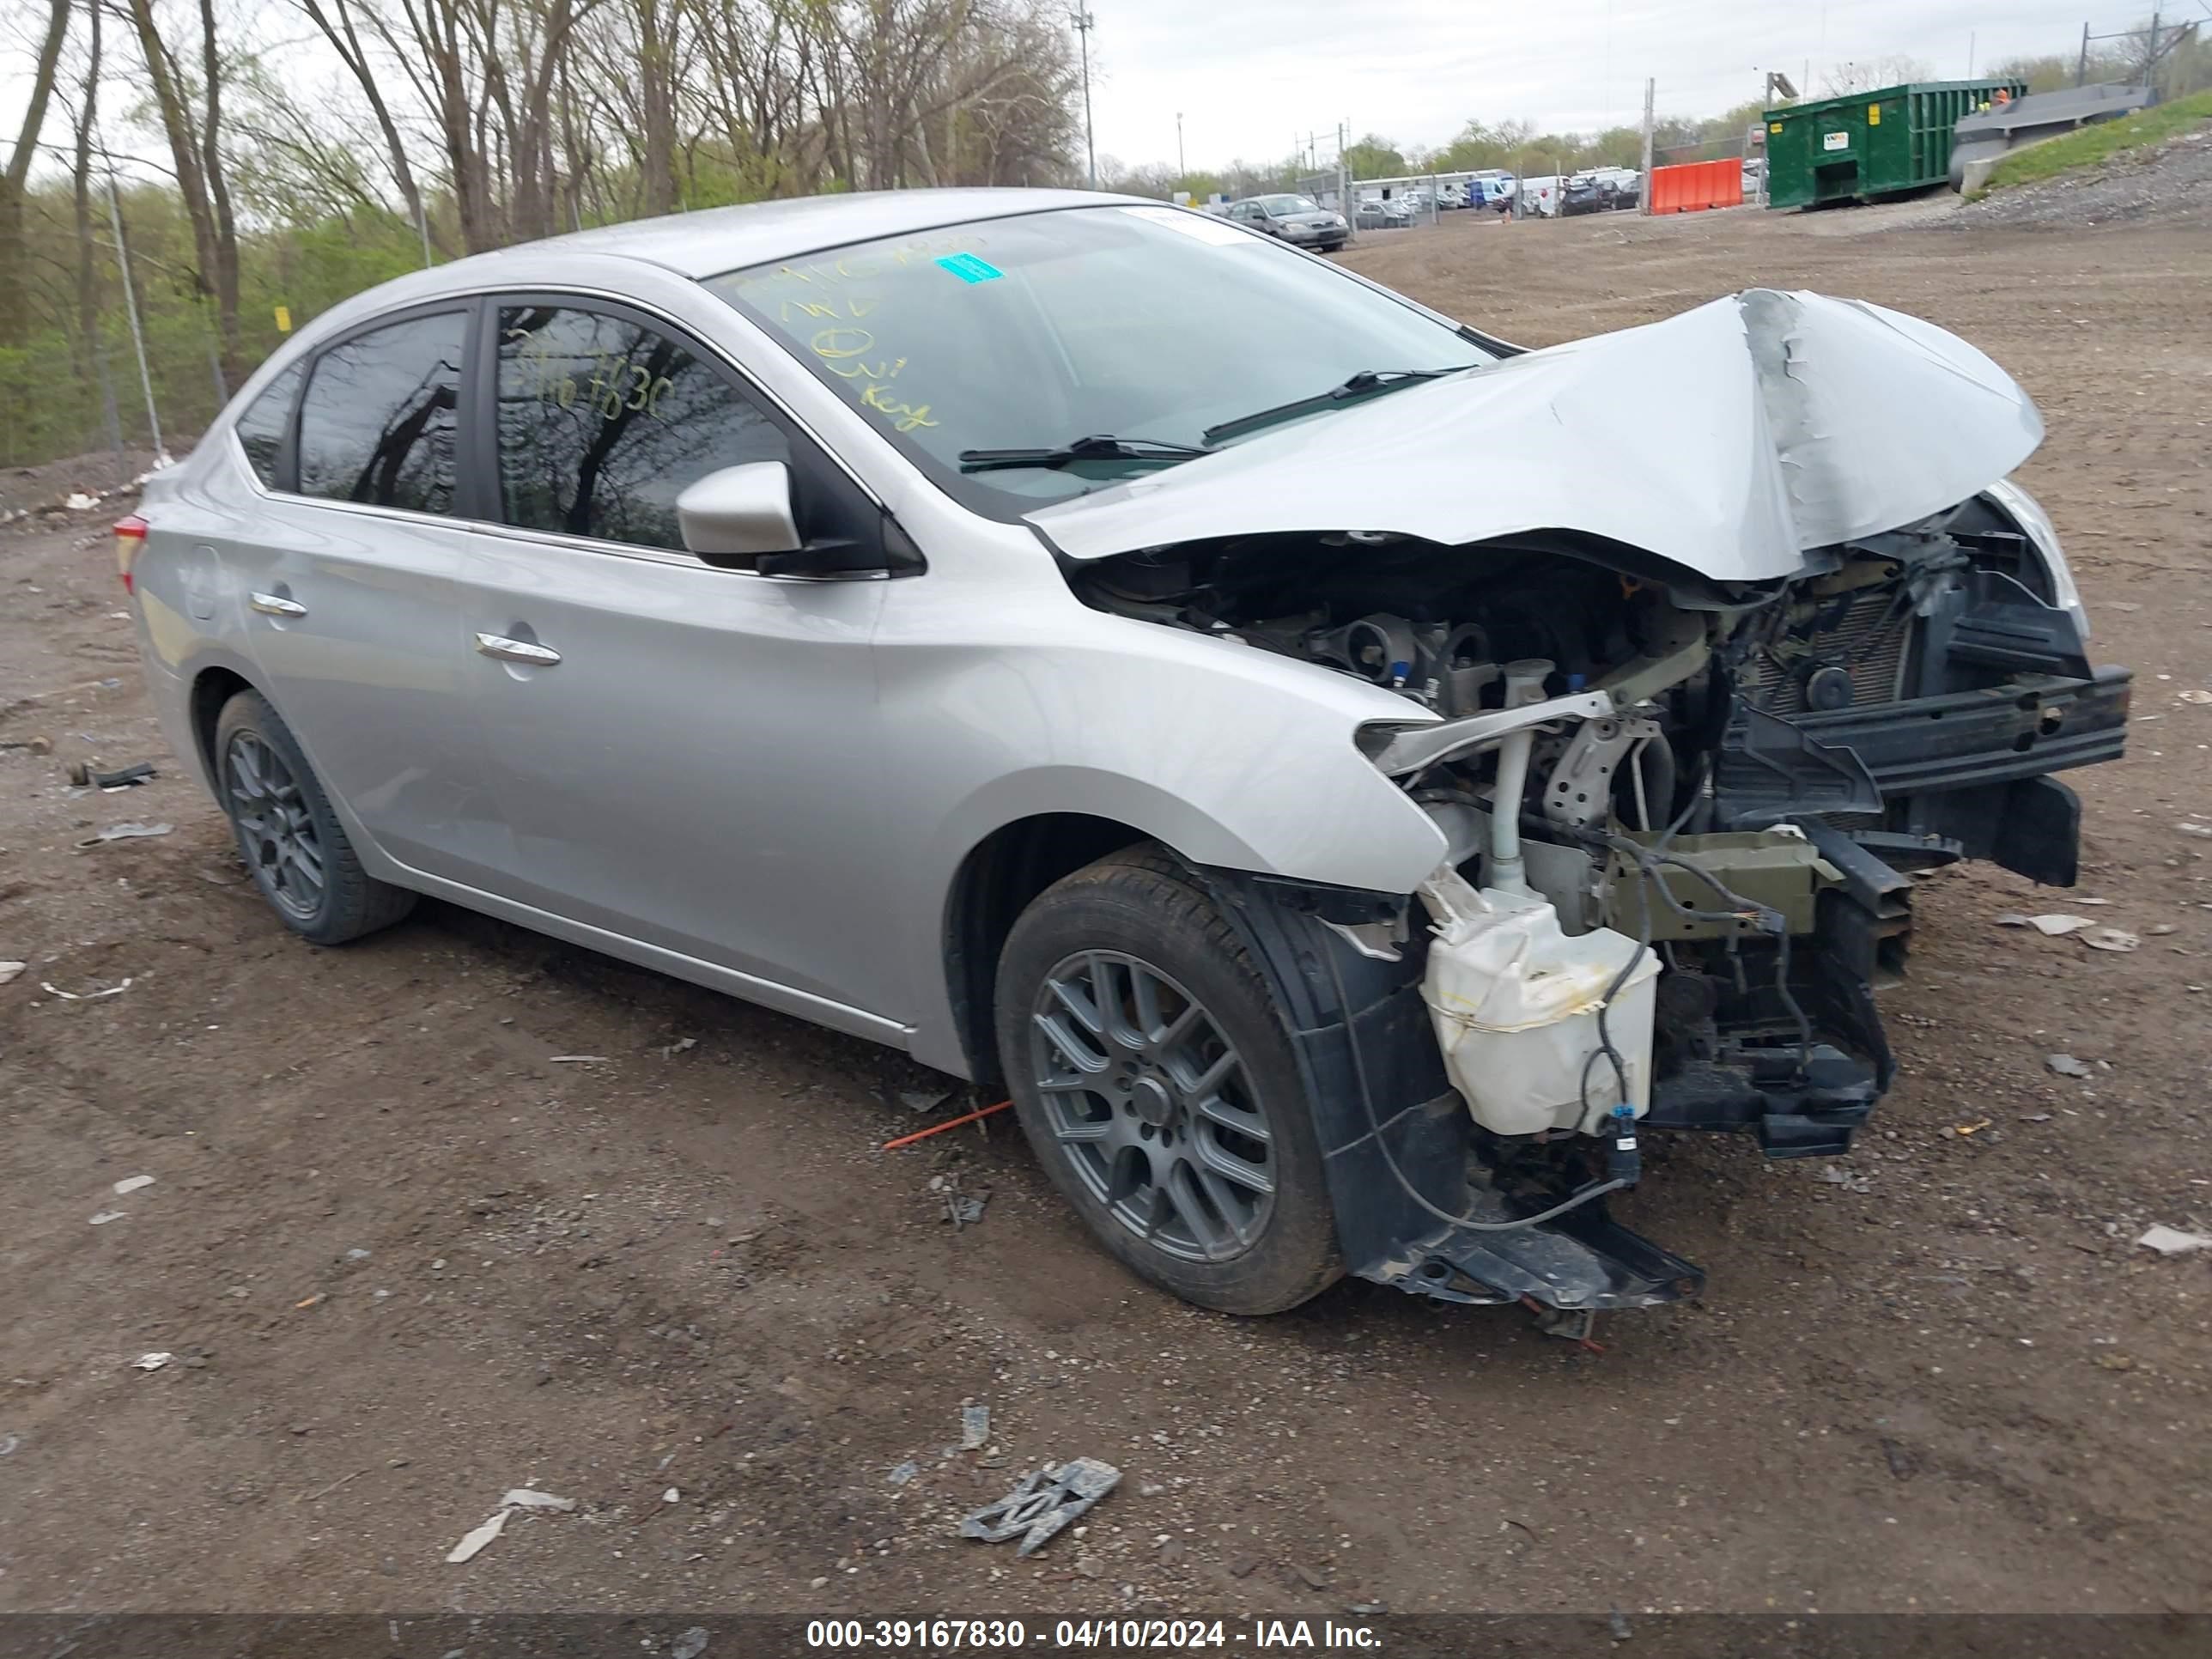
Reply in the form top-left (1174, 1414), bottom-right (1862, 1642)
top-left (1198, 866), bottom-right (1707, 1313)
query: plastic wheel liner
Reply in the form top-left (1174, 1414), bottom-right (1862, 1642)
top-left (1188, 864), bottom-right (1705, 1314)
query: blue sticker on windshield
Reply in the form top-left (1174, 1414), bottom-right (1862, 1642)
top-left (935, 252), bottom-right (1003, 284)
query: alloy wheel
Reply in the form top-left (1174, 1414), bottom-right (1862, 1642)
top-left (1028, 951), bottom-right (1277, 1264)
top-left (224, 732), bottom-right (325, 921)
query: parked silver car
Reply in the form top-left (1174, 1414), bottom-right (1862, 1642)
top-left (1225, 192), bottom-right (1349, 252)
top-left (124, 190), bottom-right (2126, 1326)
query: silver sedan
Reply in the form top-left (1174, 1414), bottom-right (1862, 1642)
top-left (122, 188), bottom-right (2124, 1325)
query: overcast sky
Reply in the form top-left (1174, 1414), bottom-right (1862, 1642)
top-left (1083, 0), bottom-right (2137, 169)
top-left (0, 0), bottom-right (2154, 177)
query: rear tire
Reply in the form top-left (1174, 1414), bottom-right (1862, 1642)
top-left (214, 690), bottom-right (416, 945)
top-left (995, 846), bottom-right (1341, 1315)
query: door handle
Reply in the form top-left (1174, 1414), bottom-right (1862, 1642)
top-left (249, 591), bottom-right (307, 618)
top-left (474, 631), bottom-right (562, 666)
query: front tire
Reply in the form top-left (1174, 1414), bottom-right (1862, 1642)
top-left (214, 690), bottom-right (416, 945)
top-left (995, 847), bottom-right (1341, 1315)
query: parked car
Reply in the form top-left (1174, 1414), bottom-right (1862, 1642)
top-left (1224, 193), bottom-right (1347, 252)
top-left (1354, 198), bottom-right (1409, 230)
top-left (1561, 173), bottom-right (1606, 215)
top-left (124, 189), bottom-right (2126, 1326)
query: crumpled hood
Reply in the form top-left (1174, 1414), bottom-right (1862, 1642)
top-left (1027, 289), bottom-right (2044, 584)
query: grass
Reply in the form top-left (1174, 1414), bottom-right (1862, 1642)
top-left (1971, 89), bottom-right (2212, 197)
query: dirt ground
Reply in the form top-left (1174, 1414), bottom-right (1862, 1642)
top-left (2, 203), bottom-right (2208, 1624)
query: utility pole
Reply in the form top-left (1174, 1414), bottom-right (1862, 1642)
top-left (2078, 21), bottom-right (2091, 87)
top-left (1176, 111), bottom-right (1185, 180)
top-left (103, 170), bottom-right (164, 464)
top-left (1072, 9), bottom-right (1097, 188)
top-left (1639, 76), bottom-right (1655, 216)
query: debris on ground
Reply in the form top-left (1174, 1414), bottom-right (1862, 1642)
top-left (961, 1404), bottom-right (991, 1450)
top-left (444, 1508), bottom-right (509, 1564)
top-left (958, 1457), bottom-right (1121, 1556)
top-left (547, 1054), bottom-right (609, 1064)
top-left (947, 1193), bottom-right (987, 1226)
top-left (132, 1352), bottom-right (172, 1371)
top-left (887, 1460), bottom-right (920, 1486)
top-left (500, 1488), bottom-right (577, 1511)
top-left (2179, 822), bottom-right (2212, 840)
top-left (1816, 1164), bottom-right (1874, 1193)
top-left (658, 1036), bottom-right (697, 1058)
top-left (40, 979), bottom-right (131, 1000)
top-left (88, 1210), bottom-right (126, 1225)
top-left (446, 1486), bottom-right (580, 1562)
top-left (2136, 1224), bottom-right (2212, 1257)
top-left (2047, 1054), bottom-right (2095, 1079)
top-left (879, 1098), bottom-right (1014, 1150)
top-left (0, 961), bottom-right (26, 986)
top-left (2019, 914), bottom-right (2094, 936)
top-left (76, 822), bottom-right (172, 847)
top-left (900, 1089), bottom-right (954, 1114)
top-left (928, 1170), bottom-right (990, 1228)
top-left (2081, 927), bottom-right (2141, 952)
top-left (671, 1629), bottom-right (711, 1659)
top-left (67, 760), bottom-right (156, 789)
top-left (2180, 690), bottom-right (2212, 706)
top-left (112, 1175), bottom-right (155, 1196)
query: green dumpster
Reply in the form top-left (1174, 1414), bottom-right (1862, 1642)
top-left (1764, 80), bottom-right (2027, 207)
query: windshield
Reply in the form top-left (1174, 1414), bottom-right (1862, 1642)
top-left (1257, 195), bottom-right (1321, 215)
top-left (705, 204), bottom-right (1491, 517)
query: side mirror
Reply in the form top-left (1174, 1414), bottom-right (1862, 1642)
top-left (676, 462), bottom-right (802, 563)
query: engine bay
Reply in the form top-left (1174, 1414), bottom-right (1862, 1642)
top-left (1073, 503), bottom-right (2106, 1164)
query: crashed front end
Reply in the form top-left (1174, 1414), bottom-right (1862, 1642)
top-left (1040, 289), bottom-right (2130, 1321)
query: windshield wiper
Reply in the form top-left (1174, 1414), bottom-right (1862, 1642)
top-left (957, 434), bottom-right (1213, 473)
top-left (1201, 367), bottom-right (1468, 447)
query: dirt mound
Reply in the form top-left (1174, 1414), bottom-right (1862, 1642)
top-left (0, 445), bottom-right (177, 530)
top-left (1950, 125), bottom-right (2212, 229)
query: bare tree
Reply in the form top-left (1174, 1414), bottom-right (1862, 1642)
top-left (293, 0), bottom-right (438, 254)
top-left (1818, 55), bottom-right (1934, 98)
top-left (120, 0), bottom-right (246, 386)
top-left (62, 0), bottom-right (124, 451)
top-left (1, 0), bottom-right (72, 347)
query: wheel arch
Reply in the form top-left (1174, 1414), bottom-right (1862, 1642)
top-left (943, 812), bottom-right (1174, 1089)
top-left (188, 661), bottom-right (260, 781)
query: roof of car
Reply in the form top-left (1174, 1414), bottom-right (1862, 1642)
top-left (252, 188), bottom-right (1160, 363)
top-left (446, 188), bottom-right (1139, 283)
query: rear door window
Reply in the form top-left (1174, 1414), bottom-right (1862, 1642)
top-left (494, 304), bottom-right (789, 550)
top-left (296, 312), bottom-right (467, 514)
top-left (233, 363), bottom-right (303, 489)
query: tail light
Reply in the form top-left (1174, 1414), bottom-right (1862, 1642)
top-left (114, 514), bottom-right (147, 594)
